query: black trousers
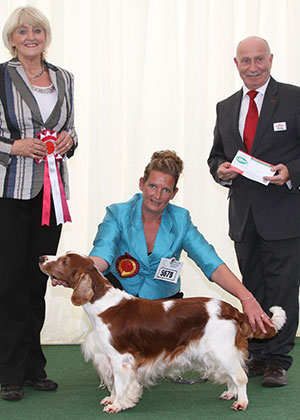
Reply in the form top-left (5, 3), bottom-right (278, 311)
top-left (0, 191), bottom-right (62, 385)
top-left (234, 210), bottom-right (300, 370)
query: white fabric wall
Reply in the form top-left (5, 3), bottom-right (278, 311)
top-left (0, 0), bottom-right (299, 343)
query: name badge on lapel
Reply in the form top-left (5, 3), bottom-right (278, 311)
top-left (273, 122), bottom-right (287, 132)
top-left (154, 258), bottom-right (184, 284)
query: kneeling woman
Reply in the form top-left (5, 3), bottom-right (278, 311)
top-left (90, 150), bottom-right (271, 332)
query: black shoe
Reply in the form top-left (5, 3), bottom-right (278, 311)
top-left (1, 385), bottom-right (24, 401)
top-left (262, 360), bottom-right (287, 387)
top-left (24, 377), bottom-right (58, 391)
top-left (246, 358), bottom-right (266, 377)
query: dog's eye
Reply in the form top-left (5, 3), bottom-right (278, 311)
top-left (61, 257), bottom-right (68, 265)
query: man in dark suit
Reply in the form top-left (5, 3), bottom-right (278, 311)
top-left (208, 36), bottom-right (300, 387)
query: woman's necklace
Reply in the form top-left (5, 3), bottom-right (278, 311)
top-left (31, 84), bottom-right (55, 94)
top-left (25, 62), bottom-right (45, 81)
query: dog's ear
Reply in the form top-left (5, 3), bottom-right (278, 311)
top-left (71, 272), bottom-right (94, 306)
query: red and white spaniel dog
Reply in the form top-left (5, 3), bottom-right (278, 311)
top-left (39, 252), bottom-right (286, 413)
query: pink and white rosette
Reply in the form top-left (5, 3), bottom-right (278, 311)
top-left (37, 129), bottom-right (72, 226)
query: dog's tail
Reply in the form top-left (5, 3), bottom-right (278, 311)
top-left (242, 306), bottom-right (286, 340)
top-left (268, 306), bottom-right (287, 332)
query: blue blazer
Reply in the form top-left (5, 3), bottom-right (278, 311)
top-left (90, 194), bottom-right (223, 299)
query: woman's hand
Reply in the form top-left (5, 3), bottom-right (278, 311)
top-left (241, 297), bottom-right (273, 333)
top-left (90, 256), bottom-right (109, 273)
top-left (56, 130), bottom-right (73, 155)
top-left (210, 264), bottom-right (274, 333)
top-left (11, 137), bottom-right (47, 159)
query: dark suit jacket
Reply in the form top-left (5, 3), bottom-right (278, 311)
top-left (208, 77), bottom-right (300, 241)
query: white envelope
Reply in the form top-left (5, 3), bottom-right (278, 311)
top-left (230, 150), bottom-right (275, 186)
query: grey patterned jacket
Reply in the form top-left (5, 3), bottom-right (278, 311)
top-left (0, 58), bottom-right (78, 199)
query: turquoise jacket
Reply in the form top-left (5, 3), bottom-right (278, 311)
top-left (89, 193), bottom-right (223, 299)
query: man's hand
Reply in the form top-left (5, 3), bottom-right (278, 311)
top-left (217, 161), bottom-right (239, 182)
top-left (264, 164), bottom-right (290, 185)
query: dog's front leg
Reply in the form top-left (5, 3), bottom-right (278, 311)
top-left (81, 337), bottom-right (116, 406)
top-left (103, 360), bottom-right (143, 413)
top-left (220, 378), bottom-right (237, 401)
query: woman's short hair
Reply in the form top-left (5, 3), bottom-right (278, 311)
top-left (2, 6), bottom-right (52, 57)
top-left (143, 150), bottom-right (184, 190)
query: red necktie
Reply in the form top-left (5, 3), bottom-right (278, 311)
top-left (243, 90), bottom-right (258, 153)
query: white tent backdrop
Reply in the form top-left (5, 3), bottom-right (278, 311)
top-left (0, 0), bottom-right (299, 343)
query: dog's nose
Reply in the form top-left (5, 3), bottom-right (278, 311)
top-left (39, 255), bottom-right (47, 263)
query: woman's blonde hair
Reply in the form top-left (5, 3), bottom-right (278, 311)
top-left (2, 6), bottom-right (52, 58)
top-left (143, 150), bottom-right (184, 190)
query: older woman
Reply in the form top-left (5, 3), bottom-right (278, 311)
top-left (0, 6), bottom-right (77, 401)
top-left (90, 150), bottom-right (272, 329)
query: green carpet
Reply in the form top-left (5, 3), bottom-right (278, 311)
top-left (1, 339), bottom-right (299, 420)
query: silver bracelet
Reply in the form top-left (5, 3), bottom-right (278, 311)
top-left (241, 296), bottom-right (255, 302)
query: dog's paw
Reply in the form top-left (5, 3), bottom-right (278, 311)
top-left (100, 396), bottom-right (114, 406)
top-left (103, 403), bottom-right (122, 413)
top-left (231, 400), bottom-right (248, 411)
top-left (220, 390), bottom-right (236, 400)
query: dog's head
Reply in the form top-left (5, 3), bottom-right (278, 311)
top-left (39, 252), bottom-right (104, 306)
